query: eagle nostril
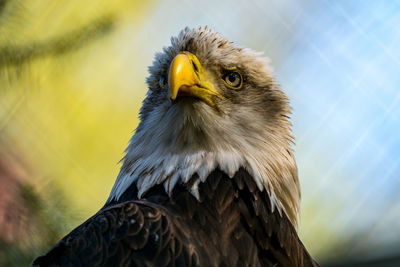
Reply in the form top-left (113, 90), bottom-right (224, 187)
top-left (192, 61), bottom-right (199, 72)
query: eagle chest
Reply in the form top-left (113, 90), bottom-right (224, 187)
top-left (133, 168), bottom-right (285, 267)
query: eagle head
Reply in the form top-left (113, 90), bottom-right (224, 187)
top-left (108, 27), bottom-right (300, 226)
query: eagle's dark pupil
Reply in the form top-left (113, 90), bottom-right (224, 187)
top-left (228, 72), bottom-right (238, 82)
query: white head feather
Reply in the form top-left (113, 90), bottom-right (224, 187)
top-left (107, 27), bottom-right (300, 227)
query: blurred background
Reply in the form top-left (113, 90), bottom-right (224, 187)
top-left (0, 0), bottom-right (399, 266)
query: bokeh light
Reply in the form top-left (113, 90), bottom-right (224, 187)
top-left (0, 0), bottom-right (399, 265)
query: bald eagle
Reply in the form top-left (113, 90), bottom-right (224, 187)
top-left (32, 27), bottom-right (318, 267)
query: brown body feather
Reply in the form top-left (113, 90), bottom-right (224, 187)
top-left (32, 169), bottom-right (317, 267)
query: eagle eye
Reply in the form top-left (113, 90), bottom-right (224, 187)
top-left (222, 70), bottom-right (242, 89)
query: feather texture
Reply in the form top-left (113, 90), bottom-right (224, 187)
top-left (108, 27), bottom-right (300, 227)
top-left (32, 169), bottom-right (317, 267)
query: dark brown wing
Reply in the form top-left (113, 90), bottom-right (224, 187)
top-left (31, 201), bottom-right (198, 267)
top-left (182, 168), bottom-right (318, 267)
top-left (142, 168), bottom-right (318, 267)
top-left (32, 168), bottom-right (318, 267)
top-left (229, 169), bottom-right (319, 267)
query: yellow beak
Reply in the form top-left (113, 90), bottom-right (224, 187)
top-left (168, 51), bottom-right (222, 107)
